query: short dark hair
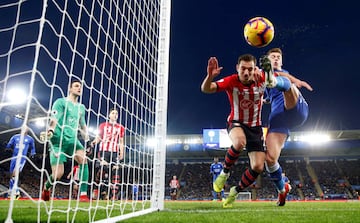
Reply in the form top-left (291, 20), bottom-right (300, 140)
top-left (237, 54), bottom-right (257, 65)
top-left (267, 48), bottom-right (282, 55)
top-left (71, 77), bottom-right (81, 84)
top-left (69, 77), bottom-right (82, 88)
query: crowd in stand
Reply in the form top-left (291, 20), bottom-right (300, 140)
top-left (1, 146), bottom-right (360, 201)
top-left (165, 159), bottom-right (360, 201)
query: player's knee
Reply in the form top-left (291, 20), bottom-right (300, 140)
top-left (252, 164), bottom-right (264, 173)
top-left (55, 172), bottom-right (64, 180)
top-left (265, 149), bottom-right (278, 164)
top-left (233, 140), bottom-right (246, 151)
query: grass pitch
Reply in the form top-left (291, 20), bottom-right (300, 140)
top-left (1, 200), bottom-right (359, 223)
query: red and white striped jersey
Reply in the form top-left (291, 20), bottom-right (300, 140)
top-left (216, 74), bottom-right (266, 127)
top-left (98, 122), bottom-right (125, 152)
top-left (169, 179), bottom-right (180, 189)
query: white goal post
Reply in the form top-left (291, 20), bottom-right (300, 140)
top-left (0, 0), bottom-right (171, 222)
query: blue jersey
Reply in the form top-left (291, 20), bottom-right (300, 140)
top-left (133, 185), bottom-right (138, 194)
top-left (265, 68), bottom-right (309, 135)
top-left (210, 162), bottom-right (223, 182)
top-left (7, 134), bottom-right (36, 157)
top-left (6, 134), bottom-right (36, 172)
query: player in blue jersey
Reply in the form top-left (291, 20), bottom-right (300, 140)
top-left (260, 48), bottom-right (312, 206)
top-left (210, 157), bottom-right (225, 201)
top-left (132, 181), bottom-right (139, 200)
top-left (5, 128), bottom-right (36, 199)
top-left (282, 172), bottom-right (292, 192)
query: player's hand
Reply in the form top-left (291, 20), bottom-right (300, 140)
top-left (85, 141), bottom-right (93, 156)
top-left (296, 80), bottom-right (313, 91)
top-left (253, 66), bottom-right (262, 81)
top-left (40, 129), bottom-right (53, 142)
top-left (47, 129), bottom-right (54, 138)
top-left (207, 57), bottom-right (223, 78)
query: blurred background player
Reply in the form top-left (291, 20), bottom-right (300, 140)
top-left (210, 157), bottom-right (225, 201)
top-left (5, 127), bottom-right (36, 199)
top-left (92, 108), bottom-right (125, 200)
top-left (41, 78), bottom-right (90, 202)
top-left (169, 175), bottom-right (180, 200)
top-left (66, 164), bottom-right (79, 199)
top-left (260, 48), bottom-right (312, 206)
top-left (282, 171), bottom-right (292, 192)
top-left (132, 180), bottom-right (139, 200)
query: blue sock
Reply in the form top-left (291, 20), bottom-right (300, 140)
top-left (275, 76), bottom-right (291, 91)
top-left (221, 190), bottom-right (225, 198)
top-left (9, 177), bottom-right (14, 191)
top-left (267, 164), bottom-right (284, 192)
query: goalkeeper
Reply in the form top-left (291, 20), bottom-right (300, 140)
top-left (41, 78), bottom-right (90, 202)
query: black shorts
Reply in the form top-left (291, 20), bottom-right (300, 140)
top-left (170, 188), bottom-right (178, 194)
top-left (227, 121), bottom-right (265, 152)
top-left (98, 151), bottom-right (118, 164)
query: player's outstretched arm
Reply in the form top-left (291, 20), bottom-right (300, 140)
top-left (276, 71), bottom-right (313, 91)
top-left (201, 57), bottom-right (223, 93)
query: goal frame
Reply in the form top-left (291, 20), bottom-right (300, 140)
top-left (224, 191), bottom-right (252, 201)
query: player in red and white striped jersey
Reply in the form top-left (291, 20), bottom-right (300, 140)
top-left (169, 175), bottom-right (180, 200)
top-left (201, 54), bottom-right (266, 200)
top-left (201, 54), bottom-right (268, 207)
top-left (92, 108), bottom-right (125, 200)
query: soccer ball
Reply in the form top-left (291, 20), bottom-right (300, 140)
top-left (244, 17), bottom-right (274, 48)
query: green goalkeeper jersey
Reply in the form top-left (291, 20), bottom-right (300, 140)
top-left (50, 98), bottom-right (86, 140)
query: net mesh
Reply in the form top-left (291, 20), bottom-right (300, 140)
top-left (0, 0), bottom-right (169, 222)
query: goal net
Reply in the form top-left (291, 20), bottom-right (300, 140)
top-left (0, 0), bottom-right (170, 222)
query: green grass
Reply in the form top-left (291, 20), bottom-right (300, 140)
top-left (1, 200), bottom-right (360, 223)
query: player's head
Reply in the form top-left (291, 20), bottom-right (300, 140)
top-left (213, 157), bottom-right (219, 163)
top-left (69, 77), bottom-right (82, 97)
top-left (109, 108), bottom-right (119, 122)
top-left (236, 54), bottom-right (256, 84)
top-left (267, 48), bottom-right (283, 70)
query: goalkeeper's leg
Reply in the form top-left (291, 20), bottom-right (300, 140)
top-left (42, 164), bottom-right (64, 201)
top-left (74, 149), bottom-right (89, 202)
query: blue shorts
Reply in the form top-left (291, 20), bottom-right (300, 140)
top-left (10, 157), bottom-right (26, 173)
top-left (268, 94), bottom-right (309, 136)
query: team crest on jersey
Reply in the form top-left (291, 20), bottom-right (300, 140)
top-left (240, 99), bottom-right (254, 109)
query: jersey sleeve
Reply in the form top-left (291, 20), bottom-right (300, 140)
top-left (6, 136), bottom-right (15, 149)
top-left (79, 105), bottom-right (87, 127)
top-left (120, 125), bottom-right (125, 138)
top-left (215, 75), bottom-right (234, 92)
top-left (98, 123), bottom-right (105, 139)
top-left (51, 98), bottom-right (64, 121)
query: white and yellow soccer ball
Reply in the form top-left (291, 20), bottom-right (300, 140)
top-left (244, 17), bottom-right (274, 48)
